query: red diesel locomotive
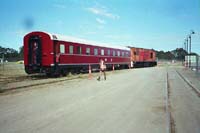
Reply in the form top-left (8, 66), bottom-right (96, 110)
top-left (130, 47), bottom-right (157, 67)
top-left (24, 31), bottom-right (131, 76)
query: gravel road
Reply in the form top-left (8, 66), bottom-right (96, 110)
top-left (0, 66), bottom-right (199, 133)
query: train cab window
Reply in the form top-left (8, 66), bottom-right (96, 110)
top-left (117, 51), bottom-right (120, 56)
top-left (69, 45), bottom-right (73, 54)
top-left (77, 46), bottom-right (82, 54)
top-left (107, 50), bottom-right (110, 56)
top-left (101, 49), bottom-right (104, 56)
top-left (86, 48), bottom-right (90, 55)
top-left (150, 53), bottom-right (153, 58)
top-left (94, 48), bottom-right (98, 55)
top-left (60, 44), bottom-right (65, 54)
top-left (113, 51), bottom-right (116, 56)
top-left (134, 51), bottom-right (137, 55)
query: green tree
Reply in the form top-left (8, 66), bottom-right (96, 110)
top-left (19, 46), bottom-right (24, 59)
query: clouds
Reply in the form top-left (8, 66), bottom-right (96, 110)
top-left (84, 3), bottom-right (120, 32)
top-left (96, 18), bottom-right (106, 24)
top-left (87, 7), bottom-right (120, 20)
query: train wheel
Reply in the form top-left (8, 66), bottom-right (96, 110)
top-left (61, 70), bottom-right (68, 76)
top-left (46, 73), bottom-right (52, 77)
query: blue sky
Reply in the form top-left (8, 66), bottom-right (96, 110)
top-left (1, 0), bottom-right (200, 54)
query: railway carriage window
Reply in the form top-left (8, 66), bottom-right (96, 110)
top-left (101, 49), bottom-right (104, 56)
top-left (122, 52), bottom-right (125, 57)
top-left (86, 48), bottom-right (90, 55)
top-left (69, 45), bottom-right (73, 54)
top-left (113, 51), bottom-right (116, 56)
top-left (126, 52), bottom-right (129, 57)
top-left (94, 48), bottom-right (98, 55)
top-left (77, 46), bottom-right (82, 54)
top-left (134, 51), bottom-right (137, 55)
top-left (117, 51), bottom-right (120, 57)
top-left (107, 50), bottom-right (110, 56)
top-left (60, 44), bottom-right (65, 54)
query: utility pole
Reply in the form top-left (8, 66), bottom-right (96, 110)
top-left (189, 35), bottom-right (191, 54)
top-left (196, 55), bottom-right (198, 72)
top-left (188, 30), bottom-right (195, 69)
top-left (186, 38), bottom-right (188, 54)
top-left (185, 38), bottom-right (189, 67)
top-left (184, 41), bottom-right (186, 51)
top-left (188, 35), bottom-right (191, 68)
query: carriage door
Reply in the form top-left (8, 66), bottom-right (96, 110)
top-left (28, 36), bottom-right (41, 67)
top-left (53, 41), bottom-right (60, 65)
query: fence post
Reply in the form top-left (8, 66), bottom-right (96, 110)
top-left (112, 64), bottom-right (115, 71)
top-left (88, 64), bottom-right (92, 79)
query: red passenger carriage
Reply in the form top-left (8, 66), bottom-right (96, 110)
top-left (24, 31), bottom-right (131, 76)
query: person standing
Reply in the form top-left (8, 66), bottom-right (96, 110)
top-left (97, 58), bottom-right (106, 81)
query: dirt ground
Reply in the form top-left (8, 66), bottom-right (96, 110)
top-left (0, 62), bottom-right (199, 133)
top-left (0, 62), bottom-right (118, 92)
top-left (0, 62), bottom-right (25, 76)
top-left (0, 61), bottom-right (184, 92)
top-left (0, 62), bottom-right (80, 91)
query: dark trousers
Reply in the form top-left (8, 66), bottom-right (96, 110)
top-left (97, 69), bottom-right (106, 80)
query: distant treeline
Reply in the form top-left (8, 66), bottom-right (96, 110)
top-left (0, 46), bottom-right (23, 61)
top-left (0, 45), bottom-right (198, 61)
top-left (156, 48), bottom-right (198, 60)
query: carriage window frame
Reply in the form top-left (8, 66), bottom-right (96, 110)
top-left (122, 52), bottom-right (125, 57)
top-left (77, 46), bottom-right (82, 54)
top-left (94, 48), bottom-right (98, 55)
top-left (107, 50), bottom-right (110, 56)
top-left (60, 44), bottom-right (65, 54)
top-left (113, 51), bottom-right (116, 56)
top-left (69, 45), bottom-right (73, 54)
top-left (126, 52), bottom-right (129, 57)
top-left (101, 49), bottom-right (104, 56)
top-left (86, 48), bottom-right (90, 55)
top-left (117, 51), bottom-right (120, 57)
